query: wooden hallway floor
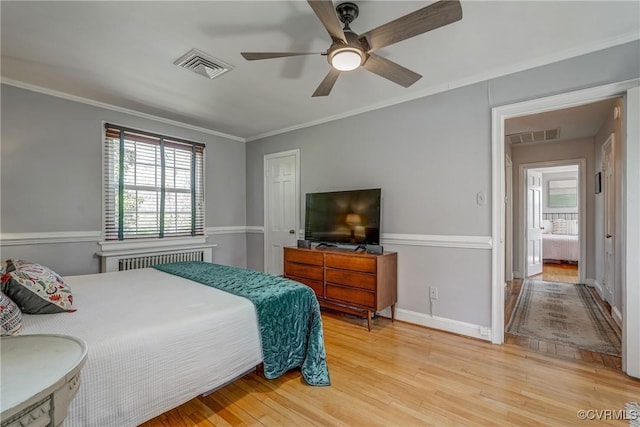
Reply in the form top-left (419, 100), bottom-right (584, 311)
top-left (531, 262), bottom-right (579, 284)
top-left (143, 311), bottom-right (638, 427)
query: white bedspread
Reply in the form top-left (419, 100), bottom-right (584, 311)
top-left (21, 268), bottom-right (262, 427)
top-left (543, 233), bottom-right (579, 262)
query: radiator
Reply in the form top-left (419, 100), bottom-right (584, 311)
top-left (98, 244), bottom-right (214, 273)
top-left (119, 250), bottom-right (204, 271)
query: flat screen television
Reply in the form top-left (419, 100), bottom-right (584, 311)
top-left (304, 188), bottom-right (381, 245)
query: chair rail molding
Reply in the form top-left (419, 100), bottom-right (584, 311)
top-left (292, 230), bottom-right (492, 250)
top-left (206, 226), bottom-right (265, 235)
top-left (381, 233), bottom-right (492, 250)
top-left (0, 231), bottom-right (102, 246)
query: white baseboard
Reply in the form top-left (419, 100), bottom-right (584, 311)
top-left (382, 307), bottom-right (492, 342)
top-left (586, 280), bottom-right (621, 327)
top-left (513, 271), bottom-right (523, 279)
top-left (586, 278), bottom-right (605, 299)
top-left (612, 306), bottom-right (623, 328)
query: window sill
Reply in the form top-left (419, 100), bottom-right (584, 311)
top-left (97, 236), bottom-right (209, 256)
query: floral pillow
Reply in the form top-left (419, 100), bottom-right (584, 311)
top-left (1, 259), bottom-right (76, 314)
top-left (0, 291), bottom-right (22, 335)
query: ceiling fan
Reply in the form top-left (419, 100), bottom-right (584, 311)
top-left (241, 0), bottom-right (462, 97)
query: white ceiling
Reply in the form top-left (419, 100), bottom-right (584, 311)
top-left (1, 1), bottom-right (638, 141)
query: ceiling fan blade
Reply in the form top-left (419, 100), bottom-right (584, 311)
top-left (307, 1), bottom-right (347, 44)
top-left (241, 52), bottom-right (318, 60)
top-left (362, 54), bottom-right (422, 88)
top-left (312, 68), bottom-right (341, 97)
top-left (359, 0), bottom-right (462, 52)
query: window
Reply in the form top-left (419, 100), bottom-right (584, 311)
top-left (548, 179), bottom-right (577, 208)
top-left (103, 124), bottom-right (205, 240)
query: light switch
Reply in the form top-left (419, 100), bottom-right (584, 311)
top-left (477, 191), bottom-right (487, 206)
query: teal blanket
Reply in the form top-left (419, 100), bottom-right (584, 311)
top-left (154, 262), bottom-right (330, 386)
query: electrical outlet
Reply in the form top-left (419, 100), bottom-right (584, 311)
top-left (429, 286), bottom-right (438, 300)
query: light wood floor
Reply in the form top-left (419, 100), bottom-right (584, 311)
top-left (505, 263), bottom-right (622, 370)
top-left (531, 262), bottom-right (579, 284)
top-left (142, 311), bottom-right (638, 427)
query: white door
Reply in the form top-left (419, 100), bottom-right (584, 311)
top-left (526, 169), bottom-right (543, 277)
top-left (602, 134), bottom-right (615, 304)
top-left (264, 150), bottom-right (299, 275)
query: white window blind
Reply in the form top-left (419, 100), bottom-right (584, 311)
top-left (103, 124), bottom-right (205, 240)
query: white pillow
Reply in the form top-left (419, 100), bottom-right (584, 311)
top-left (566, 219), bottom-right (579, 235)
top-left (541, 220), bottom-right (552, 234)
top-left (552, 219), bottom-right (567, 234)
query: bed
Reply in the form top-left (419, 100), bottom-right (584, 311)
top-left (541, 217), bottom-right (580, 263)
top-left (16, 263), bottom-right (329, 426)
top-left (542, 233), bottom-right (579, 262)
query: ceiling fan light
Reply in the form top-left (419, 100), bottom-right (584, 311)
top-left (330, 48), bottom-right (363, 71)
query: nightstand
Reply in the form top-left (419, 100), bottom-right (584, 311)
top-left (1, 334), bottom-right (87, 427)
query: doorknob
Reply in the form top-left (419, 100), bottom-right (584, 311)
top-left (289, 229), bottom-right (295, 235)
top-left (606, 234), bottom-right (612, 238)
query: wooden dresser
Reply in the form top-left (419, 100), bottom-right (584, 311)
top-left (284, 247), bottom-right (397, 330)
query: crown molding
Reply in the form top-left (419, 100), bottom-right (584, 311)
top-left (3, 31), bottom-right (637, 145)
top-left (0, 78), bottom-right (246, 143)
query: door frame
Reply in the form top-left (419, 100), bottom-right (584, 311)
top-left (519, 160), bottom-right (586, 283)
top-left (490, 79), bottom-right (640, 379)
top-left (263, 149), bottom-right (300, 273)
top-left (505, 155), bottom-right (513, 283)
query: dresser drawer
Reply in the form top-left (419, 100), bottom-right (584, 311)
top-left (284, 248), bottom-right (324, 266)
top-left (326, 269), bottom-right (376, 290)
top-left (325, 253), bottom-right (376, 273)
top-left (287, 275), bottom-right (324, 297)
top-left (284, 262), bottom-right (323, 281)
top-left (326, 284), bottom-right (375, 308)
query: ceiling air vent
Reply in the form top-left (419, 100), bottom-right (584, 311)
top-left (506, 128), bottom-right (561, 145)
top-left (174, 49), bottom-right (233, 80)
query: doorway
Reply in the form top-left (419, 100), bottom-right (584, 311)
top-left (491, 81), bottom-right (640, 379)
top-left (524, 163), bottom-right (582, 284)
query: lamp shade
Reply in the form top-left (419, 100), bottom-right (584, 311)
top-left (345, 213), bottom-right (362, 226)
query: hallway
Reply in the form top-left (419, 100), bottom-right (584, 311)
top-left (505, 273), bottom-right (621, 370)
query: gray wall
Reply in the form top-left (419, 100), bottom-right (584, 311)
top-left (246, 41), bottom-right (640, 329)
top-left (511, 138), bottom-right (595, 278)
top-left (1, 40), bottom-right (637, 330)
top-left (0, 84), bottom-right (247, 275)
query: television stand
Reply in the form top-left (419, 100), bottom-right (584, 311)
top-left (284, 246), bottom-right (397, 331)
